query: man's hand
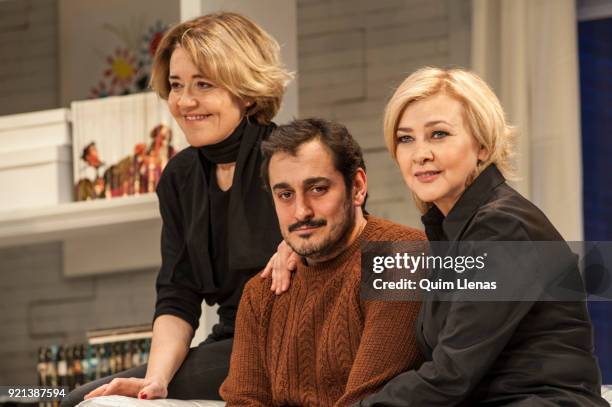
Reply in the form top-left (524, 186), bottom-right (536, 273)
top-left (83, 377), bottom-right (168, 400)
top-left (261, 240), bottom-right (298, 295)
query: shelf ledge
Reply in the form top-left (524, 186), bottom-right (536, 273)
top-left (0, 194), bottom-right (162, 277)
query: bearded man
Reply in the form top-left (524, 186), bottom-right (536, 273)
top-left (220, 118), bottom-right (425, 406)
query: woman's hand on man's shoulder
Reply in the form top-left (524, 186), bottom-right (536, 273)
top-left (260, 240), bottom-right (298, 295)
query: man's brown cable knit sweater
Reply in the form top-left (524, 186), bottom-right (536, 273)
top-left (220, 216), bottom-right (425, 406)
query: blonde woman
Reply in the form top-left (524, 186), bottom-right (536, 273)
top-left (62, 12), bottom-right (291, 406)
top-left (356, 67), bottom-right (606, 406)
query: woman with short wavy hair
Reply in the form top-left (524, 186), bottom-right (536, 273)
top-left (62, 12), bottom-right (292, 406)
top-left (150, 12), bottom-right (290, 125)
top-left (382, 67), bottom-right (515, 213)
top-left (358, 67), bottom-right (606, 406)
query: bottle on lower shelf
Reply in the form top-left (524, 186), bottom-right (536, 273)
top-left (36, 337), bottom-right (152, 404)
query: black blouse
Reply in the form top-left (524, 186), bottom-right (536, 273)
top-left (208, 169), bottom-right (230, 288)
top-left (358, 164), bottom-right (606, 406)
top-left (153, 121), bottom-right (281, 339)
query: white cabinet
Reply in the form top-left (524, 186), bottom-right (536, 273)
top-left (0, 108), bottom-right (73, 212)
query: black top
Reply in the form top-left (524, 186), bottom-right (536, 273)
top-left (208, 168), bottom-right (231, 320)
top-left (358, 165), bottom-right (606, 406)
top-left (208, 168), bottom-right (230, 289)
top-left (153, 120), bottom-right (282, 339)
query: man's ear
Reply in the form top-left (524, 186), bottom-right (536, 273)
top-left (352, 168), bottom-right (367, 206)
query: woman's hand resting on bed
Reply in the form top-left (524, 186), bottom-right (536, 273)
top-left (84, 376), bottom-right (168, 400)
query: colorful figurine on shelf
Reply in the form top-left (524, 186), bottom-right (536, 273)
top-left (148, 124), bottom-right (175, 169)
top-left (75, 125), bottom-right (176, 201)
top-left (133, 143), bottom-right (148, 195)
top-left (103, 155), bottom-right (133, 198)
top-left (75, 142), bottom-right (106, 201)
top-left (145, 124), bottom-right (175, 193)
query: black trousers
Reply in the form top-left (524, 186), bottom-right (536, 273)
top-left (61, 338), bottom-right (232, 407)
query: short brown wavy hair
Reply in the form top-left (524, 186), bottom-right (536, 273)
top-left (150, 12), bottom-right (293, 124)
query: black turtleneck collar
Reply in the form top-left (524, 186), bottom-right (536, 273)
top-left (421, 164), bottom-right (506, 241)
top-left (198, 118), bottom-right (247, 164)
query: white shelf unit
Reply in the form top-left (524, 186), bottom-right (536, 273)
top-left (0, 193), bottom-right (162, 277)
top-left (0, 192), bottom-right (219, 346)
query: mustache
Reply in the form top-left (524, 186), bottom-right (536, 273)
top-left (288, 218), bottom-right (327, 232)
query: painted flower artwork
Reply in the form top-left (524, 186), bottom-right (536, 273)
top-left (89, 20), bottom-right (169, 99)
top-left (89, 80), bottom-right (113, 98)
top-left (136, 20), bottom-right (167, 91)
top-left (105, 48), bottom-right (139, 93)
top-left (141, 20), bottom-right (166, 64)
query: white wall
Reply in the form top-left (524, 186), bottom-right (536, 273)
top-left (0, 0), bottom-right (59, 116)
top-left (297, 0), bottom-right (471, 229)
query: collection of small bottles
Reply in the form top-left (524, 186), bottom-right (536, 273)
top-left (37, 339), bottom-right (151, 394)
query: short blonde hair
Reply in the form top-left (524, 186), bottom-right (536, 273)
top-left (150, 12), bottom-right (293, 124)
top-left (383, 67), bottom-right (515, 213)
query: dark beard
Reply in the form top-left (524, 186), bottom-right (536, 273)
top-left (288, 197), bottom-right (356, 261)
